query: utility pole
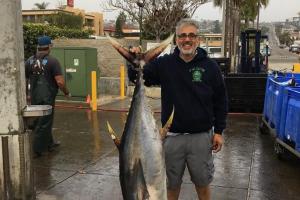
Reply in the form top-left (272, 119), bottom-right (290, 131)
top-left (0, 0), bottom-right (33, 199)
top-left (137, 0), bottom-right (145, 46)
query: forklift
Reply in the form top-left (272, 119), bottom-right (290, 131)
top-left (222, 29), bottom-right (269, 113)
top-left (240, 29), bottom-right (269, 73)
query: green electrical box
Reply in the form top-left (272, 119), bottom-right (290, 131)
top-left (50, 47), bottom-right (98, 99)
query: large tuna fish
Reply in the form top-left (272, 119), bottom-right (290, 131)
top-left (106, 35), bottom-right (174, 200)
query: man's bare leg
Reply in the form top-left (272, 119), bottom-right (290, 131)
top-left (195, 185), bottom-right (210, 200)
top-left (167, 188), bottom-right (181, 200)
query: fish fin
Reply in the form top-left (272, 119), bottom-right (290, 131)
top-left (106, 121), bottom-right (121, 148)
top-left (160, 106), bottom-right (175, 140)
top-left (143, 34), bottom-right (174, 63)
top-left (106, 33), bottom-right (137, 67)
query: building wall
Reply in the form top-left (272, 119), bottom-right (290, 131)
top-left (22, 10), bottom-right (65, 23)
top-left (89, 12), bottom-right (104, 36)
top-left (64, 6), bottom-right (85, 15)
top-left (22, 7), bottom-right (104, 35)
top-left (199, 33), bottom-right (223, 47)
top-left (64, 7), bottom-right (104, 35)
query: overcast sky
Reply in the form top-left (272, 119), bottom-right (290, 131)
top-left (21, 0), bottom-right (300, 22)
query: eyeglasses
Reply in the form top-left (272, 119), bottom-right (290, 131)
top-left (177, 33), bottom-right (198, 40)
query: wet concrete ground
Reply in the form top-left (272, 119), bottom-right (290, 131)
top-left (34, 98), bottom-right (300, 200)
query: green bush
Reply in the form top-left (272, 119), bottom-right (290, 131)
top-left (23, 23), bottom-right (93, 59)
top-left (45, 12), bottom-right (84, 30)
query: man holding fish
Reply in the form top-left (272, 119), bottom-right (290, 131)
top-left (128, 18), bottom-right (228, 200)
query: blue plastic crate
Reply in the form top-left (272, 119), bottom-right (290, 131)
top-left (263, 74), bottom-right (288, 120)
top-left (270, 72), bottom-right (300, 79)
top-left (263, 76), bottom-right (299, 130)
top-left (282, 72), bottom-right (300, 79)
top-left (280, 87), bottom-right (300, 152)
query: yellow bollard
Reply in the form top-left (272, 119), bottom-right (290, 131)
top-left (293, 63), bottom-right (300, 73)
top-left (120, 64), bottom-right (125, 99)
top-left (91, 71), bottom-right (97, 111)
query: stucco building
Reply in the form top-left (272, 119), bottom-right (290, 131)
top-left (22, 1), bottom-right (104, 36)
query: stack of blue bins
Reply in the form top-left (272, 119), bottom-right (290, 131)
top-left (263, 72), bottom-right (300, 152)
top-left (279, 87), bottom-right (300, 152)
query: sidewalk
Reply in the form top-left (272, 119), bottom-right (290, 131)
top-left (34, 97), bottom-right (300, 200)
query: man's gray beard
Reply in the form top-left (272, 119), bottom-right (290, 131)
top-left (179, 48), bottom-right (195, 55)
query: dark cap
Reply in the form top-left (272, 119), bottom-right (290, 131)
top-left (37, 36), bottom-right (52, 46)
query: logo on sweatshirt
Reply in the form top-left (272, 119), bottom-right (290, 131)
top-left (189, 67), bottom-right (205, 82)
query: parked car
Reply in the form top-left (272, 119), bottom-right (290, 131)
top-left (207, 46), bottom-right (222, 58)
top-left (290, 45), bottom-right (300, 54)
top-left (279, 44), bottom-right (286, 49)
top-left (201, 46), bottom-right (222, 58)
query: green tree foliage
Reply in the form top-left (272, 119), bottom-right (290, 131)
top-left (212, 20), bottom-right (221, 33)
top-left (45, 12), bottom-right (84, 30)
top-left (142, 6), bottom-right (189, 40)
top-left (260, 26), bottom-right (269, 36)
top-left (240, 0), bottom-right (269, 28)
top-left (278, 32), bottom-right (293, 46)
top-left (34, 2), bottom-right (50, 9)
top-left (115, 12), bottom-right (127, 38)
top-left (275, 24), bottom-right (283, 36)
top-left (240, 0), bottom-right (257, 27)
top-left (23, 23), bottom-right (92, 59)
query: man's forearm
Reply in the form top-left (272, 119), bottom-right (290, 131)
top-left (55, 75), bottom-right (69, 95)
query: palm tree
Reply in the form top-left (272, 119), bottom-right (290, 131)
top-left (240, 0), bottom-right (257, 28)
top-left (256, 0), bottom-right (269, 29)
top-left (213, 0), bottom-right (244, 71)
top-left (34, 2), bottom-right (50, 10)
top-left (213, 0), bottom-right (269, 71)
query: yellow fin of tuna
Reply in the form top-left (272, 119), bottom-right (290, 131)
top-left (106, 121), bottom-right (121, 148)
top-left (160, 107), bottom-right (174, 139)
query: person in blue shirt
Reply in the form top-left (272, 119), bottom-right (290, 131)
top-left (25, 36), bottom-right (70, 157)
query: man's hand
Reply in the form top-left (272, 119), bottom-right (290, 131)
top-left (65, 92), bottom-right (71, 99)
top-left (212, 134), bottom-right (224, 153)
top-left (127, 64), bottom-right (138, 84)
top-left (159, 125), bottom-right (170, 140)
top-left (129, 46), bottom-right (142, 54)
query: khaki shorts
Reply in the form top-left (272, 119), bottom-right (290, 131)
top-left (164, 130), bottom-right (214, 189)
